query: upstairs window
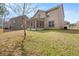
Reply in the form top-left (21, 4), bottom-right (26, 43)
top-left (49, 21), bottom-right (54, 27)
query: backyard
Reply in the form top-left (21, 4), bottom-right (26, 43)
top-left (0, 29), bottom-right (79, 56)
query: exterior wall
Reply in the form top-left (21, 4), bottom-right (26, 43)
top-left (44, 4), bottom-right (64, 29)
top-left (44, 9), bottom-right (59, 29)
top-left (76, 21), bottom-right (79, 29)
top-left (8, 16), bottom-right (29, 30)
top-left (58, 4), bottom-right (64, 29)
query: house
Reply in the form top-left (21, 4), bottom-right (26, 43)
top-left (3, 21), bottom-right (9, 31)
top-left (6, 15), bottom-right (29, 30)
top-left (76, 21), bottom-right (79, 29)
top-left (29, 4), bottom-right (64, 29)
top-left (64, 21), bottom-right (70, 29)
top-left (4, 4), bottom-right (65, 31)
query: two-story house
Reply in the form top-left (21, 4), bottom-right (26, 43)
top-left (7, 15), bottom-right (29, 30)
top-left (30, 4), bottom-right (64, 29)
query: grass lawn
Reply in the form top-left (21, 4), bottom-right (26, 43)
top-left (0, 29), bottom-right (79, 56)
top-left (0, 29), bottom-right (3, 33)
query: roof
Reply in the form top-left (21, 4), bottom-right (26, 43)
top-left (10, 15), bottom-right (29, 21)
top-left (32, 9), bottom-right (46, 18)
top-left (46, 6), bottom-right (60, 13)
top-left (64, 21), bottom-right (70, 25)
top-left (32, 4), bottom-right (64, 19)
top-left (37, 10), bottom-right (45, 12)
top-left (31, 18), bottom-right (45, 21)
top-left (77, 21), bottom-right (79, 23)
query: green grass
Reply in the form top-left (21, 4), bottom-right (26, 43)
top-left (0, 29), bottom-right (79, 56)
top-left (24, 29), bottom-right (79, 56)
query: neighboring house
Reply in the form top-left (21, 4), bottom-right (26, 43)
top-left (3, 21), bottom-right (9, 29)
top-left (30, 4), bottom-right (64, 29)
top-left (76, 21), bottom-right (79, 29)
top-left (3, 21), bottom-right (11, 32)
top-left (7, 15), bottom-right (29, 30)
top-left (64, 21), bottom-right (70, 29)
top-left (69, 23), bottom-right (76, 29)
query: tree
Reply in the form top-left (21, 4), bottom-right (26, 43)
top-left (0, 3), bottom-right (9, 30)
top-left (7, 3), bottom-right (38, 55)
top-left (0, 3), bottom-right (5, 16)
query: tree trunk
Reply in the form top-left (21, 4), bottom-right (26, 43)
top-left (20, 3), bottom-right (26, 55)
top-left (35, 20), bottom-right (37, 31)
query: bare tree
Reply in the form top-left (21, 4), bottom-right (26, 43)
top-left (0, 3), bottom-right (9, 31)
top-left (7, 3), bottom-right (38, 55)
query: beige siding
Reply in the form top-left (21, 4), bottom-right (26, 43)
top-left (58, 4), bottom-right (64, 28)
top-left (76, 21), bottom-right (79, 29)
top-left (45, 4), bottom-right (64, 29)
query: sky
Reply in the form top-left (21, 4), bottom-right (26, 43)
top-left (6, 3), bottom-right (79, 24)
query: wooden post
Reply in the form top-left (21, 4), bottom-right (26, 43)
top-left (35, 20), bottom-right (37, 31)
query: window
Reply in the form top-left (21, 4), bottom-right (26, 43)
top-left (40, 21), bottom-right (44, 28)
top-left (49, 21), bottom-right (54, 27)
